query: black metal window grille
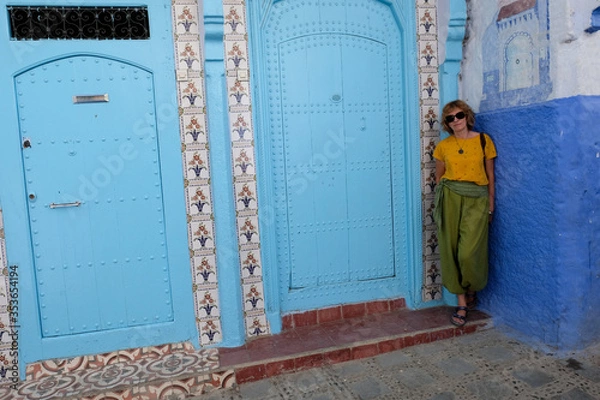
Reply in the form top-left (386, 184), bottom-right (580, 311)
top-left (7, 6), bottom-right (150, 40)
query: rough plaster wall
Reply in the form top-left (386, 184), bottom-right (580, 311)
top-left (476, 105), bottom-right (560, 347)
top-left (554, 96), bottom-right (600, 349)
top-left (549, 1), bottom-right (600, 98)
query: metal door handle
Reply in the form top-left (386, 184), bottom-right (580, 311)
top-left (49, 201), bottom-right (81, 209)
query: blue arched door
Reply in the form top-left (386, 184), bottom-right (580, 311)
top-left (248, 0), bottom-right (418, 312)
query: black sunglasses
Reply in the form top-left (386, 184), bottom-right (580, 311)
top-left (445, 111), bottom-right (466, 123)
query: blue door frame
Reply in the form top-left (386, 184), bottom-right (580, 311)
top-left (0, 1), bottom-right (198, 372)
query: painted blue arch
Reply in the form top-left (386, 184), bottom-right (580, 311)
top-left (13, 53), bottom-right (154, 76)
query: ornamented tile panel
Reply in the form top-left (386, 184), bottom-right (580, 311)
top-left (172, 0), bottom-right (223, 345)
top-left (0, 208), bottom-right (18, 387)
top-left (416, 1), bottom-right (443, 301)
top-left (14, 344), bottom-right (224, 399)
top-left (223, 0), bottom-right (270, 338)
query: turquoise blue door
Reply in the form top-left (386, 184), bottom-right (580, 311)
top-left (18, 56), bottom-right (176, 338)
top-left (249, 1), bottom-right (417, 311)
top-left (0, 3), bottom-right (196, 363)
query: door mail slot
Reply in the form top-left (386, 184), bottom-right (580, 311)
top-left (49, 201), bottom-right (81, 209)
top-left (73, 94), bottom-right (109, 104)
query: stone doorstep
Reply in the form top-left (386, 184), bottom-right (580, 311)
top-left (229, 318), bottom-right (494, 386)
top-left (2, 307), bottom-right (493, 399)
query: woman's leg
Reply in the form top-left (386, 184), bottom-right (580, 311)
top-left (451, 293), bottom-right (468, 326)
top-left (438, 188), bottom-right (464, 294)
top-left (457, 196), bottom-right (489, 292)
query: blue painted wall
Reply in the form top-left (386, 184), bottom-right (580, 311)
top-left (476, 95), bottom-right (600, 350)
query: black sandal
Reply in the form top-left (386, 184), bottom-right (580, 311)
top-left (451, 306), bottom-right (468, 327)
top-left (466, 292), bottom-right (477, 310)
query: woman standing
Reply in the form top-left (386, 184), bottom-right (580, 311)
top-left (433, 100), bottom-right (497, 327)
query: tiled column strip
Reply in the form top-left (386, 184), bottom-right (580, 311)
top-left (172, 1), bottom-right (223, 345)
top-left (0, 208), bottom-right (18, 386)
top-left (222, 1), bottom-right (270, 338)
top-left (416, 0), bottom-right (444, 302)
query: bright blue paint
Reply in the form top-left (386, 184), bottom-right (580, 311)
top-left (0, 1), bottom-right (197, 374)
top-left (18, 56), bottom-right (175, 337)
top-left (248, 0), bottom-right (421, 316)
top-left (203, 6), bottom-right (245, 347)
top-left (476, 96), bottom-right (600, 351)
top-left (439, 0), bottom-right (466, 112)
top-left (585, 7), bottom-right (600, 33)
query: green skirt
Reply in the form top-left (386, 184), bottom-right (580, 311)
top-left (435, 180), bottom-right (489, 294)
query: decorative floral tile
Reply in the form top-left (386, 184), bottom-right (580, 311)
top-left (174, 4), bottom-right (200, 36)
top-left (176, 41), bottom-right (202, 71)
top-left (190, 221), bottom-right (215, 251)
top-left (245, 314), bottom-right (268, 337)
top-left (223, 5), bottom-right (246, 35)
top-left (422, 136), bottom-right (438, 164)
top-left (419, 41), bottom-right (438, 68)
top-left (184, 149), bottom-right (210, 181)
top-left (232, 147), bottom-right (255, 177)
top-left (193, 255), bottom-right (218, 284)
top-left (225, 41), bottom-right (248, 70)
top-left (422, 165), bottom-right (436, 196)
top-left (226, 77), bottom-right (250, 106)
top-left (187, 185), bottom-right (212, 216)
top-left (182, 113), bottom-right (207, 145)
top-left (199, 319), bottom-right (222, 345)
top-left (235, 181), bottom-right (258, 212)
top-left (421, 105), bottom-right (440, 133)
top-left (0, 349), bottom-right (16, 386)
top-left (424, 260), bottom-right (442, 285)
top-left (230, 112), bottom-right (253, 142)
top-left (179, 79), bottom-right (205, 108)
top-left (195, 288), bottom-right (220, 319)
top-left (418, 7), bottom-right (437, 35)
top-left (423, 195), bottom-right (436, 227)
top-left (242, 282), bottom-right (265, 312)
top-left (420, 73), bottom-right (440, 101)
top-left (424, 228), bottom-right (438, 257)
top-left (237, 216), bottom-right (260, 246)
top-left (240, 250), bottom-right (262, 280)
top-left (422, 284), bottom-right (443, 301)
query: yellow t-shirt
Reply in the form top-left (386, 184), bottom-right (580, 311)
top-left (433, 133), bottom-right (497, 185)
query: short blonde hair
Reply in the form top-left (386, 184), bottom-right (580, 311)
top-left (441, 100), bottom-right (475, 134)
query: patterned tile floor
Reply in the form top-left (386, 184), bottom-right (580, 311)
top-left (1, 344), bottom-right (231, 400)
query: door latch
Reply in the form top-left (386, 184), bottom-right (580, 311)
top-left (49, 201), bottom-right (81, 209)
